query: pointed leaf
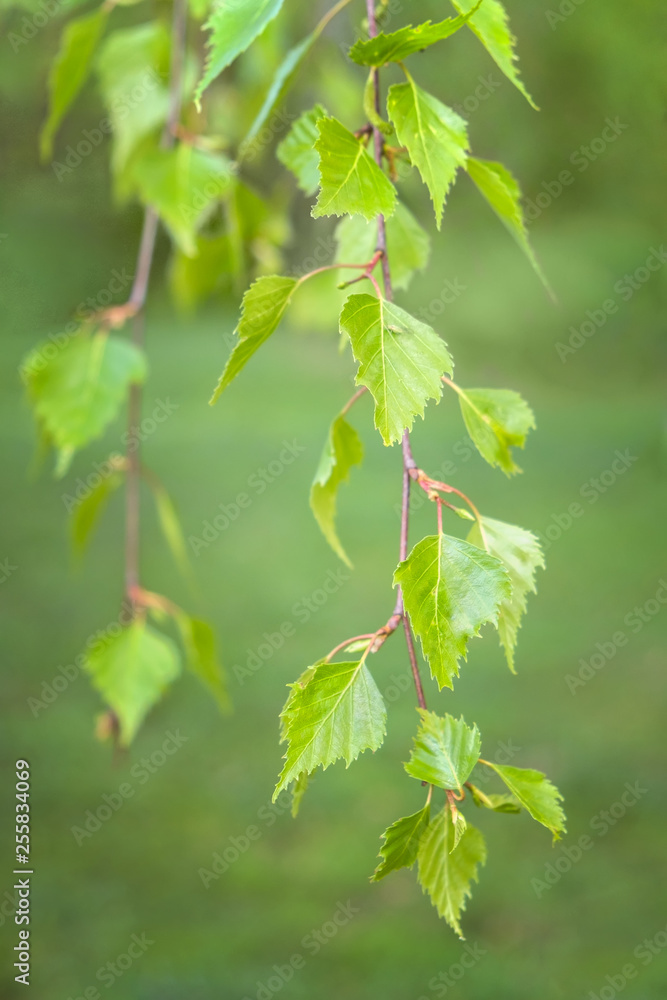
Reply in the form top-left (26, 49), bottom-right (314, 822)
top-left (372, 803), bottom-right (430, 881)
top-left (417, 806), bottom-right (486, 936)
top-left (175, 612), bottom-right (229, 712)
top-left (340, 294), bottom-right (453, 446)
top-left (405, 711), bottom-right (481, 791)
top-left (467, 516), bottom-right (544, 671)
top-left (274, 659), bottom-right (387, 798)
top-left (466, 157), bottom-right (551, 292)
top-left (310, 414), bottom-right (363, 566)
top-left (449, 0), bottom-right (536, 108)
top-left (312, 117), bottom-right (397, 221)
top-left (70, 467), bottom-right (124, 557)
top-left (482, 762), bottom-right (566, 839)
top-left (84, 619), bottom-right (181, 745)
top-left (334, 201), bottom-right (430, 291)
top-left (454, 384), bottom-right (535, 475)
top-left (210, 275), bottom-right (298, 400)
top-left (41, 6), bottom-right (110, 160)
top-left (388, 76), bottom-right (468, 228)
top-left (196, 0), bottom-right (285, 103)
top-left (394, 533), bottom-right (510, 689)
top-left (450, 808), bottom-right (467, 853)
top-left (468, 783), bottom-right (521, 813)
top-left (149, 480), bottom-right (195, 586)
top-left (350, 7), bottom-right (480, 66)
top-left (276, 104), bottom-right (327, 196)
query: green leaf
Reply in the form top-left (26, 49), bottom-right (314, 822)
top-left (290, 771), bottom-right (310, 817)
top-left (169, 235), bottom-right (230, 312)
top-left (70, 467), bottom-right (125, 558)
top-left (84, 619), bottom-right (181, 745)
top-left (133, 144), bottom-right (235, 257)
top-left (450, 808), bottom-right (467, 852)
top-left (210, 275), bottom-right (298, 401)
top-left (417, 806), bottom-right (486, 936)
top-left (241, 34), bottom-right (315, 160)
top-left (466, 157), bottom-right (551, 293)
top-left (274, 659), bottom-right (387, 798)
top-left (334, 202), bottom-right (430, 291)
top-left (482, 762), bottom-right (566, 839)
top-left (467, 516), bottom-right (544, 671)
top-left (22, 331), bottom-right (147, 475)
top-left (350, 8), bottom-right (479, 66)
top-left (312, 117), bottom-right (397, 221)
top-left (468, 783), bottom-right (521, 813)
top-left (372, 803), bottom-right (431, 881)
top-left (41, 6), bottom-right (110, 161)
top-left (340, 294), bottom-right (453, 446)
top-left (175, 612), bottom-right (229, 712)
top-left (449, 0), bottom-right (537, 108)
top-left (387, 75), bottom-right (468, 229)
top-left (394, 533), bottom-right (510, 689)
top-left (310, 414), bottom-right (363, 567)
top-left (196, 0), bottom-right (285, 104)
top-left (405, 711), bottom-right (481, 791)
top-left (96, 22), bottom-right (171, 182)
top-left (276, 104), bottom-right (326, 196)
top-left (148, 479), bottom-right (195, 586)
top-left (453, 384), bottom-right (535, 475)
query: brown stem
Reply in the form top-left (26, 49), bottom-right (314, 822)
top-left (124, 0), bottom-right (188, 606)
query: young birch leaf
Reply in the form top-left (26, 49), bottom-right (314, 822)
top-left (276, 104), bottom-right (327, 195)
top-left (372, 804), bottom-right (430, 881)
top-left (482, 763), bottom-right (566, 840)
top-left (405, 711), bottom-right (481, 791)
top-left (290, 771), bottom-right (310, 817)
top-left (175, 612), bottom-right (229, 712)
top-left (467, 517), bottom-right (544, 671)
top-left (274, 659), bottom-right (387, 798)
top-left (468, 783), bottom-right (521, 813)
top-left (387, 76), bottom-right (468, 229)
top-left (417, 806), bottom-right (486, 937)
top-left (84, 619), bottom-right (181, 745)
top-left (196, 0), bottom-right (285, 104)
top-left (70, 468), bottom-right (124, 558)
top-left (133, 144), bottom-right (235, 257)
top-left (349, 8), bottom-right (479, 66)
top-left (449, 0), bottom-right (537, 108)
top-left (394, 534), bottom-right (510, 689)
top-left (340, 294), bottom-right (453, 446)
top-left (41, 6), bottom-right (110, 161)
top-left (312, 117), bottom-right (397, 221)
top-left (148, 480), bottom-right (195, 587)
top-left (466, 157), bottom-right (551, 293)
top-left (310, 415), bottom-right (364, 567)
top-left (210, 275), bottom-right (298, 400)
top-left (455, 385), bottom-right (535, 475)
top-left (334, 202), bottom-right (430, 291)
top-left (22, 332), bottom-right (147, 476)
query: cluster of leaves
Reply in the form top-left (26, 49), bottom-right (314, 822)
top-left (205, 0), bottom-right (565, 935)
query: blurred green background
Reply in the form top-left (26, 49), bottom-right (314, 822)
top-left (1, 0), bottom-right (666, 997)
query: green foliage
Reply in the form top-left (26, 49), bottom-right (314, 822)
top-left (70, 467), bottom-right (125, 558)
top-left (405, 711), bottom-right (481, 791)
top-left (175, 612), bottom-right (229, 712)
top-left (482, 762), bottom-right (566, 839)
top-left (276, 104), bottom-right (326, 195)
top-left (196, 0), bottom-right (285, 104)
top-left (449, 0), bottom-right (537, 108)
top-left (85, 619), bottom-right (181, 745)
top-left (41, 6), bottom-right (110, 160)
top-left (468, 784), bottom-right (521, 813)
top-left (340, 294), bottom-right (453, 445)
top-left (334, 202), bottom-right (430, 291)
top-left (395, 533), bottom-right (510, 689)
top-left (148, 478), bottom-right (195, 586)
top-left (275, 658), bottom-right (387, 798)
top-left (372, 803), bottom-right (431, 881)
top-left (310, 414), bottom-right (364, 566)
top-left (417, 806), bottom-right (487, 937)
top-left (387, 75), bottom-right (468, 228)
top-left (349, 9), bottom-right (478, 66)
top-left (22, 331), bottom-right (146, 475)
top-left (312, 117), bottom-right (397, 221)
top-left (467, 517), bottom-right (544, 671)
top-left (453, 383), bottom-right (536, 475)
